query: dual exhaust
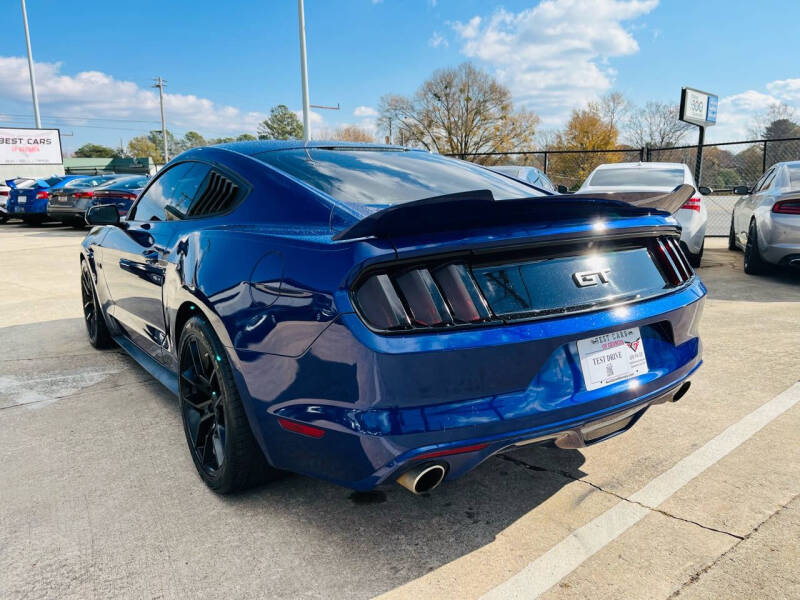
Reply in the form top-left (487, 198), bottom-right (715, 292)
top-left (396, 463), bottom-right (447, 495)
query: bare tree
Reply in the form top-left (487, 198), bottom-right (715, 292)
top-left (624, 101), bottom-right (691, 148)
top-left (329, 125), bottom-right (374, 143)
top-left (378, 62), bottom-right (539, 156)
top-left (589, 91), bottom-right (629, 131)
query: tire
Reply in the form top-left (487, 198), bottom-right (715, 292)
top-left (178, 316), bottom-right (281, 494)
top-left (743, 220), bottom-right (767, 275)
top-left (728, 215), bottom-right (738, 251)
top-left (71, 219), bottom-right (86, 229)
top-left (686, 240), bottom-right (704, 268)
top-left (80, 260), bottom-right (114, 348)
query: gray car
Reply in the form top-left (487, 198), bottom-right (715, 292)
top-left (730, 161), bottom-right (800, 274)
top-left (47, 174), bottom-right (126, 227)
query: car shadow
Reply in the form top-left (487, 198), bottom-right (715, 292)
top-left (3, 318), bottom-right (587, 599)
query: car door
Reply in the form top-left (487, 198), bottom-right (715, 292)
top-left (101, 162), bottom-right (210, 360)
top-left (736, 169), bottom-right (773, 246)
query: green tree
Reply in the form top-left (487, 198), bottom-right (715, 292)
top-left (236, 133), bottom-right (257, 141)
top-left (182, 131), bottom-right (207, 149)
top-left (257, 105), bottom-right (303, 140)
top-left (127, 136), bottom-right (161, 162)
top-left (74, 143), bottom-right (120, 158)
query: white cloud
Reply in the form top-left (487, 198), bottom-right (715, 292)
top-left (353, 105), bottom-right (378, 118)
top-left (451, 0), bottom-right (658, 124)
top-left (706, 89), bottom-right (794, 143)
top-left (428, 31), bottom-right (448, 48)
top-left (0, 56), bottom-right (268, 135)
top-left (766, 78), bottom-right (800, 102)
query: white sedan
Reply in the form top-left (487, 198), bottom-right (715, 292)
top-left (578, 162), bottom-right (709, 267)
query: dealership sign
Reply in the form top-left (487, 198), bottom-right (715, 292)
top-left (0, 128), bottom-right (63, 165)
top-left (679, 87), bottom-right (718, 128)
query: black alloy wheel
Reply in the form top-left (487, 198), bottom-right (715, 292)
top-left (81, 261), bottom-right (113, 348)
top-left (178, 316), bottom-right (280, 493)
top-left (180, 333), bottom-right (227, 476)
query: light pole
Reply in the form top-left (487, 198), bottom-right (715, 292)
top-left (152, 77), bottom-right (168, 163)
top-left (20, 0), bottom-right (41, 128)
top-left (298, 0), bottom-right (311, 141)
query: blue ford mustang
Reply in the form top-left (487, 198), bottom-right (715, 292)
top-left (80, 141), bottom-right (705, 495)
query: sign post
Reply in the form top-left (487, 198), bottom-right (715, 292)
top-left (679, 87), bottom-right (718, 186)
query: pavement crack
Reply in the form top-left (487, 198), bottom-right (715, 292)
top-left (667, 493), bottom-right (800, 598)
top-left (498, 453), bottom-right (744, 540)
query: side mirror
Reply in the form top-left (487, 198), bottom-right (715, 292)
top-left (732, 186), bottom-right (750, 195)
top-left (697, 186), bottom-right (713, 195)
top-left (557, 184), bottom-right (569, 194)
top-left (86, 204), bottom-right (121, 226)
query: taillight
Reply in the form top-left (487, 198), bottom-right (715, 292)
top-left (74, 191), bottom-right (94, 199)
top-left (653, 237), bottom-right (693, 285)
top-left (680, 197), bottom-right (702, 211)
top-left (394, 269), bottom-right (453, 327)
top-left (354, 263), bottom-right (492, 332)
top-left (36, 191), bottom-right (49, 200)
top-left (0, 190), bottom-right (8, 197)
top-left (354, 274), bottom-right (411, 331)
top-left (773, 200), bottom-right (800, 215)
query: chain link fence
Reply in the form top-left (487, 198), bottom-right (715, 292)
top-left (452, 136), bottom-right (800, 237)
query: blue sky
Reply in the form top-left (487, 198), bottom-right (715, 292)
top-left (1, 0), bottom-right (798, 153)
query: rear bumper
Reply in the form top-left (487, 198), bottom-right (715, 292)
top-left (675, 208), bottom-right (706, 255)
top-left (46, 206), bottom-right (84, 219)
top-left (760, 213), bottom-right (800, 264)
top-left (234, 277), bottom-right (706, 490)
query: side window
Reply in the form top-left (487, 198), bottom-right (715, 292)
top-left (755, 169), bottom-right (775, 193)
top-left (760, 168), bottom-right (778, 191)
top-left (130, 162), bottom-right (210, 221)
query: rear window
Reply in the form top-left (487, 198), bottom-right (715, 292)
top-left (787, 165), bottom-right (800, 190)
top-left (254, 148), bottom-right (542, 209)
top-left (70, 175), bottom-right (118, 188)
top-left (45, 176), bottom-right (63, 186)
top-left (589, 167), bottom-right (685, 188)
top-left (100, 176), bottom-right (148, 190)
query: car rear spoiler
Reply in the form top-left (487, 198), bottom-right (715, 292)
top-left (332, 184), bottom-right (695, 241)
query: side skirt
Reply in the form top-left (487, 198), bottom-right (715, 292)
top-left (113, 334), bottom-right (179, 396)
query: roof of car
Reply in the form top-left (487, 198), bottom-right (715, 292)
top-left (592, 162), bottom-right (688, 170)
top-left (214, 140), bottom-right (406, 156)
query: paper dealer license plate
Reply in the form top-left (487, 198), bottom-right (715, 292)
top-left (577, 327), bottom-right (648, 391)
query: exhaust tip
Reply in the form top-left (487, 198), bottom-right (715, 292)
top-left (397, 463), bottom-right (447, 494)
top-left (672, 381), bottom-right (691, 402)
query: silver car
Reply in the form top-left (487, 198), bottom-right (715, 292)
top-left (730, 161), bottom-right (800, 274)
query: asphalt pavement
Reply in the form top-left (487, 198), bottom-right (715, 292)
top-left (0, 224), bottom-right (798, 600)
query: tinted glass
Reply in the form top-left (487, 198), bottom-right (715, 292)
top-left (787, 165), bottom-right (800, 190)
top-left (45, 176), bottom-right (64, 186)
top-left (255, 148), bottom-right (542, 210)
top-left (70, 175), bottom-right (119, 188)
top-left (99, 176), bottom-right (149, 191)
top-left (589, 168), bottom-right (685, 188)
top-left (755, 169), bottom-right (775, 192)
top-left (131, 162), bottom-right (208, 221)
top-left (759, 169), bottom-right (777, 191)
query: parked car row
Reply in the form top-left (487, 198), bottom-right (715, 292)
top-left (3, 173), bottom-right (149, 227)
